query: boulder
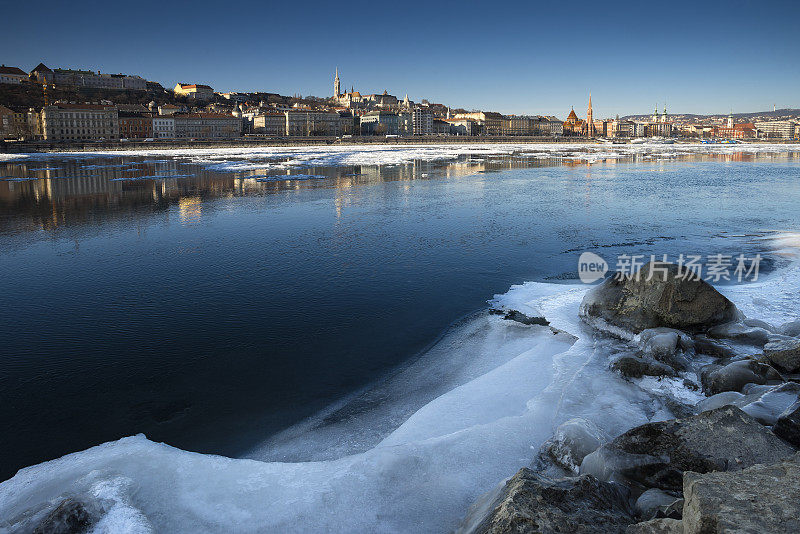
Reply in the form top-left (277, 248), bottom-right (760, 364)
top-left (707, 322), bottom-right (772, 345)
top-left (458, 469), bottom-right (634, 534)
top-left (579, 406), bottom-right (795, 491)
top-left (773, 399), bottom-right (800, 448)
top-left (634, 488), bottom-right (683, 521)
top-left (32, 499), bottom-right (92, 534)
top-left (637, 328), bottom-right (692, 371)
top-left (692, 335), bottom-right (738, 360)
top-left (700, 359), bottom-right (769, 396)
top-left (490, 308), bottom-right (550, 327)
top-left (742, 318), bottom-right (777, 332)
top-left (779, 319), bottom-right (800, 337)
top-left (695, 391), bottom-right (744, 413)
top-left (544, 418), bottom-right (606, 474)
top-left (579, 262), bottom-right (740, 337)
top-left (625, 518), bottom-right (683, 534)
top-left (737, 382), bottom-right (800, 425)
top-left (763, 338), bottom-right (800, 373)
top-left (612, 356), bottom-right (677, 379)
top-left (682, 452), bottom-right (800, 534)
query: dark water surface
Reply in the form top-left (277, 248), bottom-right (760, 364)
top-left (1, 145), bottom-right (799, 480)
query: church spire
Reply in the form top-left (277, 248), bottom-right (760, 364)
top-left (333, 68), bottom-right (341, 98)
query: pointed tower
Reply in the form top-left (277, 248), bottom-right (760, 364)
top-left (727, 111), bottom-right (733, 129)
top-left (334, 68), bottom-right (341, 99)
top-left (586, 93), bottom-right (594, 137)
top-left (653, 105), bottom-right (659, 123)
top-left (662, 104), bottom-right (668, 123)
top-left (403, 94), bottom-right (410, 109)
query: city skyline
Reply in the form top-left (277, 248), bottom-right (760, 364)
top-left (3, 0), bottom-right (799, 117)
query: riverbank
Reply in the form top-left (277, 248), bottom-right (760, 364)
top-left (3, 136), bottom-right (795, 155)
top-left (461, 261), bottom-right (800, 533)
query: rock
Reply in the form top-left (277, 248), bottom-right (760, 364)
top-left (490, 308), bottom-right (550, 327)
top-left (742, 318), bottom-right (777, 332)
top-left (774, 399), bottom-right (800, 448)
top-left (634, 488), bottom-right (683, 520)
top-left (637, 328), bottom-right (692, 371)
top-left (458, 469), bottom-right (634, 534)
top-left (626, 518), bottom-right (683, 534)
top-left (695, 391), bottom-right (744, 413)
top-left (682, 452), bottom-right (800, 534)
top-left (692, 335), bottom-right (738, 360)
top-left (779, 319), bottom-right (800, 337)
top-left (707, 322), bottom-right (772, 345)
top-left (544, 418), bottom-right (606, 474)
top-left (737, 382), bottom-right (800, 425)
top-left (764, 338), bottom-right (800, 373)
top-left (612, 356), bottom-right (677, 379)
top-left (579, 262), bottom-right (740, 337)
top-left (579, 406), bottom-right (795, 491)
top-left (32, 499), bottom-right (92, 534)
top-left (701, 359), bottom-right (768, 395)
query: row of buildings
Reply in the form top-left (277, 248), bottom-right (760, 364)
top-left (0, 103), bottom-right (241, 141)
top-left (2, 62), bottom-right (799, 141)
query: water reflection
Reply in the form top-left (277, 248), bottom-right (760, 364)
top-left (3, 149), bottom-right (796, 237)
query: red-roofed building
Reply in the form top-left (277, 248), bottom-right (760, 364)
top-left (174, 83), bottom-right (215, 100)
top-left (715, 115), bottom-right (757, 139)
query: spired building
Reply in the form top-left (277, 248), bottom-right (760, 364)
top-left (563, 94), bottom-right (597, 137)
top-left (563, 107), bottom-right (584, 136)
top-left (586, 94), bottom-right (594, 137)
top-left (332, 69), bottom-right (409, 111)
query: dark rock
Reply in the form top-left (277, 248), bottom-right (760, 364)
top-left (695, 391), bottom-right (744, 413)
top-left (683, 452), bottom-right (800, 534)
top-left (779, 319), bottom-right (800, 337)
top-left (33, 499), bottom-right (92, 534)
top-left (612, 356), bottom-right (678, 379)
top-left (579, 406), bottom-right (795, 492)
top-left (763, 338), bottom-right (800, 373)
top-left (459, 469), bottom-right (634, 534)
top-left (742, 318), bottom-right (777, 332)
top-left (707, 322), bottom-right (772, 345)
top-left (579, 262), bottom-right (740, 337)
top-left (634, 489), bottom-right (683, 521)
top-left (700, 359), bottom-right (769, 396)
top-left (543, 418), bottom-right (606, 474)
top-left (490, 308), bottom-right (550, 327)
top-left (774, 399), bottom-right (800, 448)
top-left (736, 382), bottom-right (800, 425)
top-left (637, 328), bottom-right (692, 371)
top-left (692, 335), bottom-right (738, 360)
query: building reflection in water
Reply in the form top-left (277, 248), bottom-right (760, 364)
top-left (1, 150), bottom-right (798, 238)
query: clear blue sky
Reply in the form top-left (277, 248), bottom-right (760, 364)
top-left (2, 0), bottom-right (798, 118)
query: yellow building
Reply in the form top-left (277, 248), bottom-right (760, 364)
top-left (173, 83), bottom-right (215, 100)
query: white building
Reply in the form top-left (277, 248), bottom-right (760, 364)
top-left (412, 108), bottom-right (433, 135)
top-left (755, 120), bottom-right (797, 139)
top-left (153, 117), bottom-right (175, 138)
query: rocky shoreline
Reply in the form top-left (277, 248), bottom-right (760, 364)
top-left (460, 262), bottom-right (800, 534)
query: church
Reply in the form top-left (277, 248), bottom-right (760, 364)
top-left (332, 69), bottom-right (410, 111)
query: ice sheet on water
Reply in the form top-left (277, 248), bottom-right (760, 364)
top-left (3, 142), bottom-right (800, 168)
top-left (2, 235), bottom-right (800, 533)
